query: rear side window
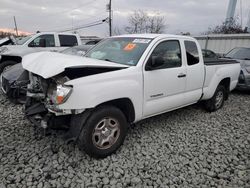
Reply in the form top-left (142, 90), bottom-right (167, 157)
top-left (59, 35), bottom-right (78, 47)
top-left (184, 41), bottom-right (199, 65)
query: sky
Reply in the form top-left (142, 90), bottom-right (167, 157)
top-left (0, 0), bottom-right (250, 37)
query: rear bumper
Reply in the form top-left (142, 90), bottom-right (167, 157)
top-left (236, 83), bottom-right (250, 91)
top-left (237, 71), bottom-right (250, 91)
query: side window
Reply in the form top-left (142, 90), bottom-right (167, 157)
top-left (28, 34), bottom-right (55, 47)
top-left (184, 41), bottom-right (199, 65)
top-left (59, 35), bottom-right (78, 47)
top-left (146, 40), bottom-right (182, 70)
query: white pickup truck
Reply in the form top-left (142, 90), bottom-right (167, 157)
top-left (0, 32), bottom-right (81, 74)
top-left (22, 34), bottom-right (240, 158)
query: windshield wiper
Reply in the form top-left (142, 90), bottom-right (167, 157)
top-left (103, 59), bottom-right (112, 62)
top-left (101, 58), bottom-right (119, 63)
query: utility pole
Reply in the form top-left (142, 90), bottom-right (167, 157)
top-left (108, 0), bottom-right (112, 36)
top-left (225, 0), bottom-right (237, 26)
top-left (13, 16), bottom-right (18, 36)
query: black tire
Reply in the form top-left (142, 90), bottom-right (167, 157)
top-left (205, 85), bottom-right (226, 112)
top-left (77, 105), bottom-right (128, 158)
top-left (0, 60), bottom-right (17, 75)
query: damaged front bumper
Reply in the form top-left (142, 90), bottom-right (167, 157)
top-left (25, 95), bottom-right (87, 142)
top-left (25, 72), bottom-right (89, 141)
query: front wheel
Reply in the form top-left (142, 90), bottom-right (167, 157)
top-left (77, 105), bottom-right (128, 158)
top-left (204, 85), bottom-right (226, 112)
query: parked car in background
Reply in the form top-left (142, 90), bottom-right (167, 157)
top-left (202, 49), bottom-right (219, 60)
top-left (85, 39), bottom-right (102, 45)
top-left (0, 36), bottom-right (16, 47)
top-left (80, 37), bottom-right (103, 45)
top-left (23, 34), bottom-right (240, 158)
top-left (0, 32), bottom-right (82, 75)
top-left (224, 47), bottom-right (250, 90)
top-left (0, 45), bottom-right (93, 103)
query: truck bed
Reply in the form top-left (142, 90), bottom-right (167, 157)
top-left (202, 58), bottom-right (240, 100)
top-left (204, 58), bottom-right (239, 65)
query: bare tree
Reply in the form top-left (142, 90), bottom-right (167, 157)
top-left (112, 27), bottom-right (123, 36)
top-left (125, 10), bottom-right (166, 34)
top-left (205, 17), bottom-right (246, 34)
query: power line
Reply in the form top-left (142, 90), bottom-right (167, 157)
top-left (58, 18), bottom-right (108, 32)
top-left (41, 12), bottom-right (107, 32)
top-left (39, 0), bottom-right (110, 34)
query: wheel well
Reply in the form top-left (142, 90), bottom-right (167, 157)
top-left (99, 98), bottom-right (135, 123)
top-left (0, 55), bottom-right (22, 64)
top-left (219, 78), bottom-right (230, 100)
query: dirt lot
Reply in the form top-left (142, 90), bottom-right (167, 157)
top-left (0, 91), bottom-right (250, 188)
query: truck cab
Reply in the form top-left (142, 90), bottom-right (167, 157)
top-left (0, 32), bottom-right (81, 75)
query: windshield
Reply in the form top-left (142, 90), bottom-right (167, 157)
top-left (225, 48), bottom-right (250, 60)
top-left (16, 35), bottom-right (33, 45)
top-left (85, 37), bottom-right (152, 66)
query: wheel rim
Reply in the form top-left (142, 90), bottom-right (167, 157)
top-left (215, 90), bottom-right (224, 109)
top-left (92, 117), bottom-right (121, 150)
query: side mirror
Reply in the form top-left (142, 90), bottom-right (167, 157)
top-left (38, 38), bottom-right (46, 47)
top-left (146, 56), bottom-right (164, 71)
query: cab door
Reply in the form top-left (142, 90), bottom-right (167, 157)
top-left (143, 40), bottom-right (187, 118)
top-left (183, 40), bottom-right (204, 105)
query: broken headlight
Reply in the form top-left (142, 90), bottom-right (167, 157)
top-left (51, 85), bottom-right (73, 105)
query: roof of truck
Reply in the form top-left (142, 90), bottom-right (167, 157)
top-left (35, 32), bottom-right (79, 36)
top-left (113, 33), bottom-right (195, 40)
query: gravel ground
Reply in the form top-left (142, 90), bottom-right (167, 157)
top-left (0, 92), bottom-right (250, 188)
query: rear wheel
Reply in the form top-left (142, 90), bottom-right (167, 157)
top-left (77, 105), bottom-right (128, 158)
top-left (205, 85), bottom-right (226, 112)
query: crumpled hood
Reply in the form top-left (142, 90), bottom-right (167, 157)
top-left (22, 52), bottom-right (129, 79)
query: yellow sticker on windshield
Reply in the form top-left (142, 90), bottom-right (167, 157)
top-left (124, 43), bottom-right (136, 51)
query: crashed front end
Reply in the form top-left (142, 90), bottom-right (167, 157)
top-left (25, 72), bottom-right (75, 131)
top-left (22, 51), bottom-right (129, 139)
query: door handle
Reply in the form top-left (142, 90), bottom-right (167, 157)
top-left (178, 73), bottom-right (186, 78)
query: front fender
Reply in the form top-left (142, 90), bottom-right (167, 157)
top-left (58, 69), bottom-right (143, 121)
